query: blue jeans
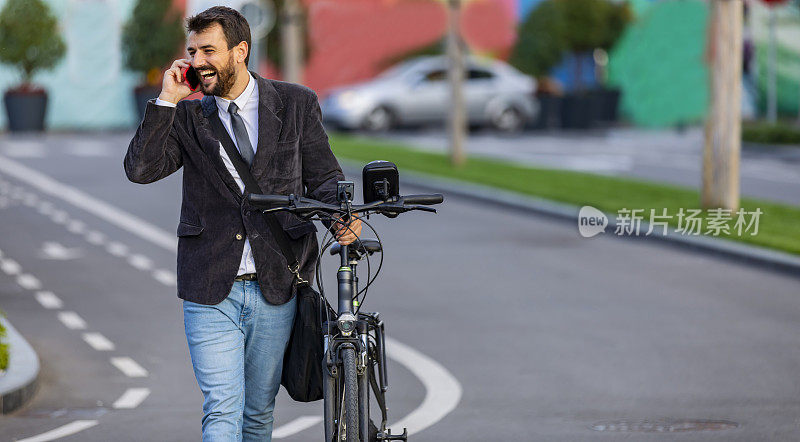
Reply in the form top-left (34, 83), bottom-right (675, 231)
top-left (183, 280), bottom-right (296, 442)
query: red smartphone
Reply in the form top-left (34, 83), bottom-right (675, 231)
top-left (182, 66), bottom-right (200, 91)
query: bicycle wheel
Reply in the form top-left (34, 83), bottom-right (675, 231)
top-left (341, 347), bottom-right (360, 442)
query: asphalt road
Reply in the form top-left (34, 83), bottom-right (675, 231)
top-left (0, 132), bottom-right (799, 441)
top-left (377, 126), bottom-right (800, 206)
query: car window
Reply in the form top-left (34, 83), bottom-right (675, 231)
top-left (422, 70), bottom-right (448, 82)
top-left (468, 69), bottom-right (494, 80)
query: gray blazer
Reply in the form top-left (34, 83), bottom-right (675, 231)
top-left (124, 73), bottom-right (344, 305)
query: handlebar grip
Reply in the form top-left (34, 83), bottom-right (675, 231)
top-left (402, 194), bottom-right (444, 205)
top-left (248, 194), bottom-right (292, 208)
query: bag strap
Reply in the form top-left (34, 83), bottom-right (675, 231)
top-left (207, 111), bottom-right (307, 285)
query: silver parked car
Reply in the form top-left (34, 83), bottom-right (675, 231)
top-left (321, 55), bottom-right (538, 132)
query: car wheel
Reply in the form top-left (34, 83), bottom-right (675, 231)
top-left (362, 106), bottom-right (394, 132)
top-left (491, 106), bottom-right (524, 132)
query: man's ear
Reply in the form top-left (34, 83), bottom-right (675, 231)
top-left (236, 41), bottom-right (249, 64)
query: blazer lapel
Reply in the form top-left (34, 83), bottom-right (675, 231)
top-left (249, 72), bottom-right (284, 179)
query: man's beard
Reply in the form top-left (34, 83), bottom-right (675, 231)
top-left (201, 54), bottom-right (236, 97)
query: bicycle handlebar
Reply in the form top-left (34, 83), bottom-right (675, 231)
top-left (247, 192), bottom-right (444, 216)
top-left (401, 194), bottom-right (444, 205)
top-left (248, 194), bottom-right (293, 206)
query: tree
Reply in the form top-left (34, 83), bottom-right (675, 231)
top-left (555, 0), bottom-right (630, 90)
top-left (599, 0), bottom-right (633, 51)
top-left (122, 0), bottom-right (185, 86)
top-left (509, 0), bottom-right (567, 78)
top-left (0, 0), bottom-right (66, 89)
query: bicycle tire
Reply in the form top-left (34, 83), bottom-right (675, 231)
top-left (342, 347), bottom-right (360, 442)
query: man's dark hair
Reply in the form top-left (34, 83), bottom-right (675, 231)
top-left (186, 6), bottom-right (251, 65)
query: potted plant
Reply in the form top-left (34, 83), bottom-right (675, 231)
top-left (509, 0), bottom-right (567, 130)
top-left (0, 0), bottom-right (66, 132)
top-left (555, 0), bottom-right (607, 129)
top-left (122, 0), bottom-right (185, 120)
top-left (592, 0), bottom-right (632, 123)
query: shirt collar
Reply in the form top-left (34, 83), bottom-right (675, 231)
top-left (215, 72), bottom-right (256, 114)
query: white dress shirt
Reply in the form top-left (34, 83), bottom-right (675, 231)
top-left (156, 73), bottom-right (259, 276)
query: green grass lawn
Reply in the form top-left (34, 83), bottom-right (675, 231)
top-left (329, 133), bottom-right (800, 256)
top-left (0, 318), bottom-right (7, 372)
top-left (743, 121), bottom-right (800, 146)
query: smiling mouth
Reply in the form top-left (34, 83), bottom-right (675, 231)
top-left (198, 70), bottom-right (217, 82)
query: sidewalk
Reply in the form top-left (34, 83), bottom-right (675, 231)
top-left (370, 126), bottom-right (800, 206)
top-left (0, 316), bottom-right (40, 414)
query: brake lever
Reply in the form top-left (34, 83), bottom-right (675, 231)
top-left (404, 205), bottom-right (437, 213)
top-left (261, 207), bottom-right (290, 214)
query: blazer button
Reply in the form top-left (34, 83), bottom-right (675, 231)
top-left (235, 233), bottom-right (243, 240)
top-left (244, 210), bottom-right (251, 216)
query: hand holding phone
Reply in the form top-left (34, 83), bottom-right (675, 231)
top-left (159, 59), bottom-right (195, 104)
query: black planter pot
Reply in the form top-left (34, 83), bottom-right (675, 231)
top-left (4, 89), bottom-right (48, 132)
top-left (590, 87), bottom-right (621, 123)
top-left (134, 85), bottom-right (162, 121)
top-left (560, 92), bottom-right (595, 129)
top-left (531, 94), bottom-right (563, 130)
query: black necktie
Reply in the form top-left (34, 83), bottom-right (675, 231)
top-left (228, 102), bottom-right (255, 167)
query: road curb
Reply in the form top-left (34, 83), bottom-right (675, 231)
top-left (341, 162), bottom-right (800, 276)
top-left (0, 316), bottom-right (40, 414)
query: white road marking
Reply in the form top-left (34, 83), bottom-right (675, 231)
top-left (273, 416), bottom-right (323, 439)
top-left (66, 219), bottom-right (86, 234)
top-left (57, 311), bottom-right (87, 330)
top-left (1, 142), bottom-right (46, 159)
top-left (106, 241), bottom-right (129, 257)
top-left (35, 291), bottom-right (64, 309)
top-left (386, 336), bottom-right (463, 436)
top-left (51, 210), bottom-right (69, 224)
top-left (0, 155), bottom-right (177, 250)
top-left (153, 269), bottom-right (177, 286)
top-left (0, 157), bottom-right (464, 432)
top-left (110, 356), bottom-right (149, 378)
top-left (128, 254), bottom-right (153, 271)
top-left (40, 241), bottom-right (83, 260)
top-left (0, 258), bottom-right (21, 275)
top-left (65, 142), bottom-right (112, 157)
top-left (37, 201), bottom-right (54, 215)
top-left (17, 273), bottom-right (42, 290)
top-left (23, 193), bottom-right (38, 206)
top-left (82, 332), bottom-right (115, 351)
top-left (16, 420), bottom-right (98, 442)
top-left (112, 388), bottom-right (151, 409)
top-left (85, 230), bottom-right (106, 245)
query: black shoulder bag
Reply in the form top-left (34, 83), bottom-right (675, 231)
top-left (209, 114), bottom-right (334, 402)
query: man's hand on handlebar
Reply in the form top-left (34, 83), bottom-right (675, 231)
top-left (333, 214), bottom-right (362, 245)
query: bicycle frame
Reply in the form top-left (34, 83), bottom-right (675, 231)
top-left (323, 238), bottom-right (403, 441)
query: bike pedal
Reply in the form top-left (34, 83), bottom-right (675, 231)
top-left (377, 428), bottom-right (408, 441)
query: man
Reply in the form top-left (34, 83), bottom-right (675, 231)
top-left (123, 6), bottom-right (361, 441)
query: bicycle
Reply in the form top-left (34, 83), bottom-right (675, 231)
top-left (249, 161), bottom-right (443, 442)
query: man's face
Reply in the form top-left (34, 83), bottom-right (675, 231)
top-left (187, 23), bottom-right (238, 97)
